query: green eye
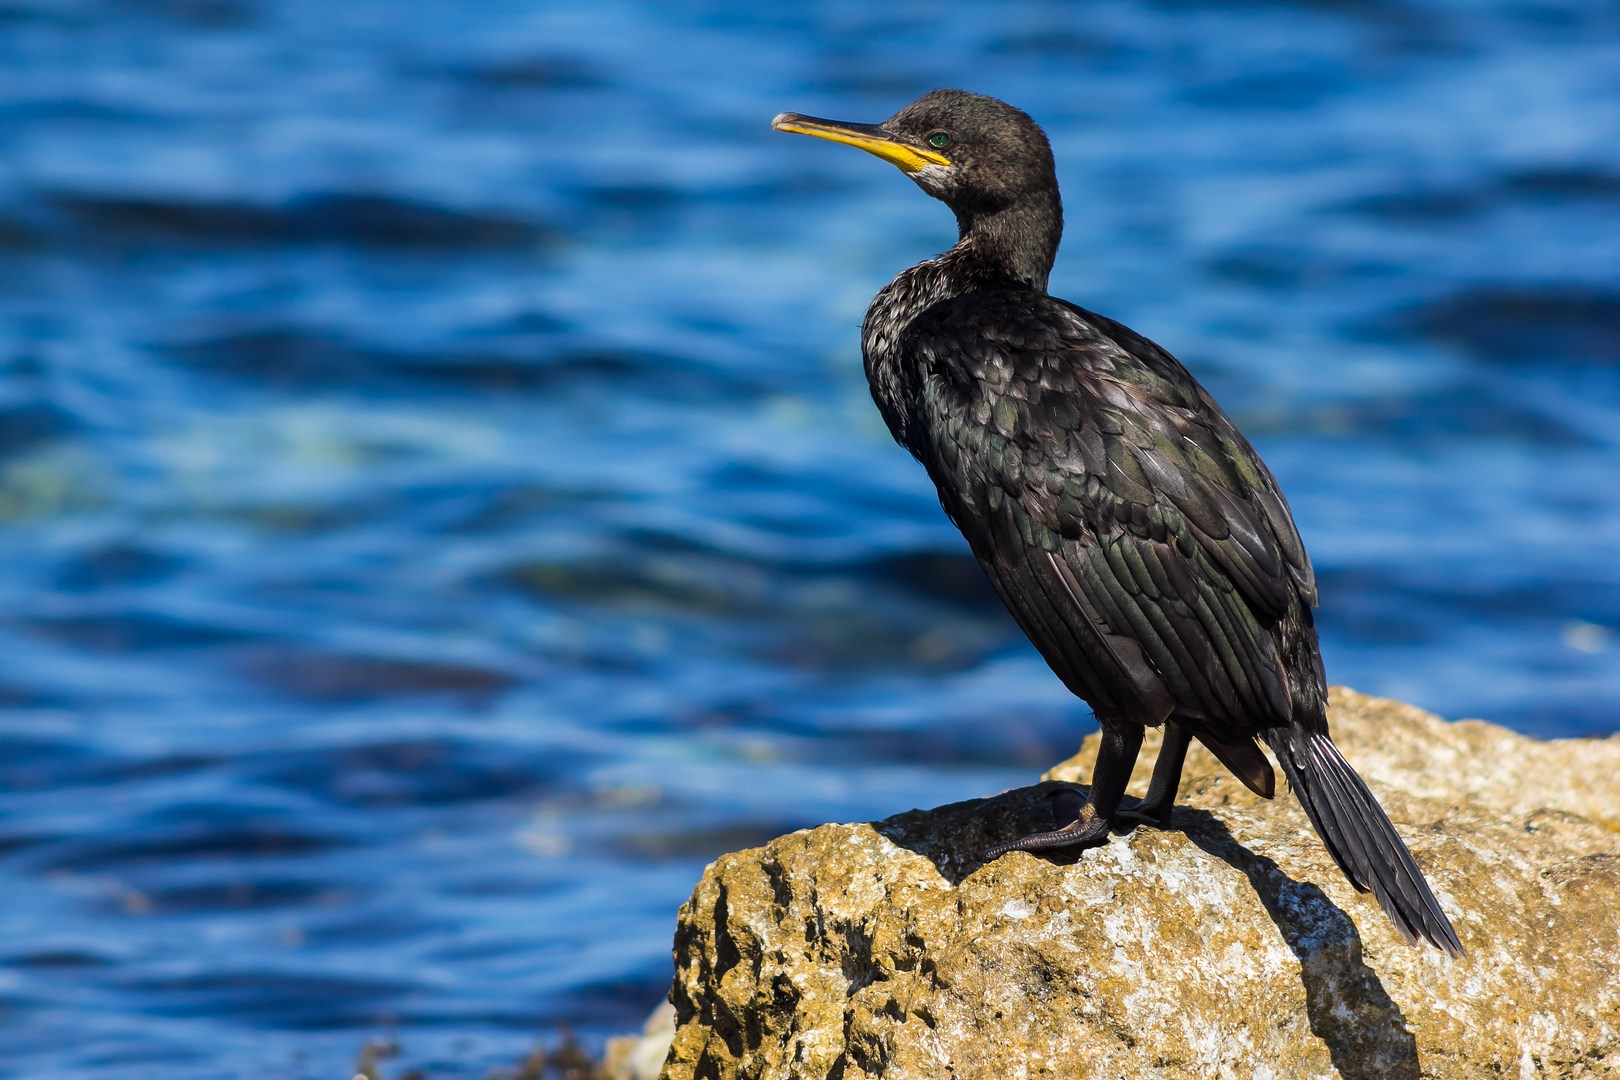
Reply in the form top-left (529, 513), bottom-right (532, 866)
top-left (927, 131), bottom-right (951, 149)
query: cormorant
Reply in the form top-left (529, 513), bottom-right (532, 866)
top-left (773, 89), bottom-right (1463, 955)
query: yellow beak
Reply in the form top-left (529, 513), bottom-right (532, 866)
top-left (771, 112), bottom-right (951, 174)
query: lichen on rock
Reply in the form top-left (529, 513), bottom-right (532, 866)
top-left (660, 689), bottom-right (1620, 1079)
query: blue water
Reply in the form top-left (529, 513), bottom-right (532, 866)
top-left (0, 0), bottom-right (1616, 1076)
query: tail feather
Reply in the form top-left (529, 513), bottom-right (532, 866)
top-left (1305, 736), bottom-right (1387, 891)
top-left (1264, 727), bottom-right (1464, 957)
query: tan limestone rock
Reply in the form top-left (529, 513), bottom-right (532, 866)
top-left (661, 689), bottom-right (1620, 1079)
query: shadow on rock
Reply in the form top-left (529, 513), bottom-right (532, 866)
top-left (1176, 807), bottom-right (1421, 1080)
top-left (873, 780), bottom-right (1081, 885)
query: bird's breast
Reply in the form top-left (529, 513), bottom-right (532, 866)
top-left (860, 263), bottom-right (964, 448)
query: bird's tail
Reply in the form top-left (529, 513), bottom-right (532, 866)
top-left (1262, 726), bottom-right (1464, 956)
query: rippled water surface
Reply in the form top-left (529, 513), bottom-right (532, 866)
top-left (1, 0), bottom-right (1617, 1075)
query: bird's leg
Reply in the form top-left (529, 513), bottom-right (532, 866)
top-left (986, 723), bottom-right (1143, 858)
top-left (1117, 721), bottom-right (1191, 827)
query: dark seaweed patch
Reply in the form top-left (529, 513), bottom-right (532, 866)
top-left (1398, 287), bottom-right (1620, 365)
top-left (47, 190), bottom-right (561, 252)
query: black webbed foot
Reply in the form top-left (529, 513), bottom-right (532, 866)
top-left (985, 787), bottom-right (1112, 858)
top-left (985, 723), bottom-right (1145, 860)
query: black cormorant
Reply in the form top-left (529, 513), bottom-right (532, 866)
top-left (773, 89), bottom-right (1463, 955)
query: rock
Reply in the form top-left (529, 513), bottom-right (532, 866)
top-left (660, 689), bottom-right (1620, 1079)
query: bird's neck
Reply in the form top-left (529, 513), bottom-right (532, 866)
top-left (951, 191), bottom-right (1062, 292)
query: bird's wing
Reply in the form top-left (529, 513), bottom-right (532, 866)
top-left (903, 291), bottom-right (1317, 732)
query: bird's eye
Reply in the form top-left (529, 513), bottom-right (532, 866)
top-left (927, 131), bottom-right (951, 149)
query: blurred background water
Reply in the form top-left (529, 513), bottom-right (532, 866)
top-left (0, 0), bottom-right (1616, 1075)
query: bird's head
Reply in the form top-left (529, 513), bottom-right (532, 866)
top-left (772, 89), bottom-right (1056, 216)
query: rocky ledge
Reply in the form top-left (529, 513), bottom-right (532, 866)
top-left (657, 689), bottom-right (1620, 1079)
